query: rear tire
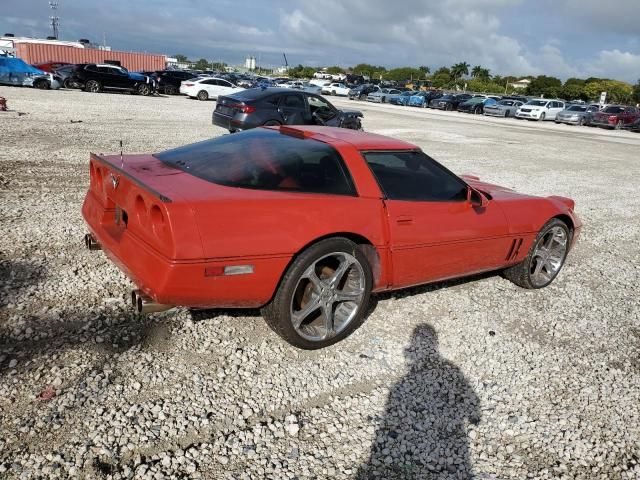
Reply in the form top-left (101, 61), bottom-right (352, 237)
top-left (197, 90), bottom-right (209, 101)
top-left (503, 218), bottom-right (571, 289)
top-left (261, 237), bottom-right (373, 349)
top-left (85, 80), bottom-right (101, 93)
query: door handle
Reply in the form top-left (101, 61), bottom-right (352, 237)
top-left (396, 216), bottom-right (413, 226)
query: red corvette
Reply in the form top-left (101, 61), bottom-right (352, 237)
top-left (83, 126), bottom-right (581, 349)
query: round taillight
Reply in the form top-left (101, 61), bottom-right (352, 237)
top-left (150, 205), bottom-right (167, 240)
top-left (135, 195), bottom-right (147, 226)
top-left (95, 166), bottom-right (103, 191)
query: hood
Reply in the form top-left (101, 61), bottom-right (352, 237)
top-left (461, 175), bottom-right (518, 197)
top-left (128, 72), bottom-right (147, 81)
top-left (339, 108), bottom-right (363, 117)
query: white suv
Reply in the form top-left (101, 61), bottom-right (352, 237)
top-left (516, 99), bottom-right (565, 121)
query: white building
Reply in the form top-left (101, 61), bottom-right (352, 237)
top-left (510, 78), bottom-right (531, 90)
top-left (244, 56), bottom-right (256, 70)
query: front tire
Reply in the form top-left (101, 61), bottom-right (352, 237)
top-left (262, 238), bottom-right (373, 349)
top-left (197, 90), bottom-right (209, 101)
top-left (164, 85), bottom-right (178, 95)
top-left (539, 112), bottom-right (546, 121)
top-left (33, 79), bottom-right (49, 90)
top-left (503, 218), bottom-right (571, 289)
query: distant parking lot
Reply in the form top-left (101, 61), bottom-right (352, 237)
top-left (1, 87), bottom-right (639, 479)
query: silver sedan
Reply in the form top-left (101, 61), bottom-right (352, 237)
top-left (555, 104), bottom-right (600, 126)
top-left (483, 99), bottom-right (523, 118)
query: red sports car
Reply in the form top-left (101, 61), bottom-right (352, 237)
top-left (82, 126), bottom-right (581, 349)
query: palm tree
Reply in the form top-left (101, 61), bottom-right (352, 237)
top-left (471, 65), bottom-right (482, 78)
top-left (451, 62), bottom-right (470, 81)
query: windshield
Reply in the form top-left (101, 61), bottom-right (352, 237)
top-left (603, 106), bottom-right (625, 114)
top-left (567, 105), bottom-right (587, 112)
top-left (154, 129), bottom-right (355, 195)
top-left (498, 100), bottom-right (515, 106)
top-left (526, 100), bottom-right (548, 107)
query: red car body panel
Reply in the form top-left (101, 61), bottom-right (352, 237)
top-left (82, 126), bottom-right (581, 308)
top-left (32, 61), bottom-right (71, 73)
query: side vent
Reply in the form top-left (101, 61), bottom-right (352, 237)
top-left (506, 238), bottom-right (523, 262)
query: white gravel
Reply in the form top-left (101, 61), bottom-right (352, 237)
top-left (1, 86), bottom-right (639, 479)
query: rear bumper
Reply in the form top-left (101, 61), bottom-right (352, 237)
top-left (82, 190), bottom-right (290, 308)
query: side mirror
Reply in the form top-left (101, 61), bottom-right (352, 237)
top-left (468, 187), bottom-right (488, 208)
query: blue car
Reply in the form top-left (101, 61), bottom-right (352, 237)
top-left (389, 91), bottom-right (416, 105)
top-left (408, 91), bottom-right (431, 107)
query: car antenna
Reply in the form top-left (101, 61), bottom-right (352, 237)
top-left (120, 140), bottom-right (124, 169)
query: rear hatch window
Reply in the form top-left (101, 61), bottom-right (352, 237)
top-left (154, 129), bottom-right (356, 196)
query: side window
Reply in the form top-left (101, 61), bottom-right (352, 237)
top-left (281, 94), bottom-right (305, 109)
top-left (363, 151), bottom-right (468, 202)
top-left (220, 80), bottom-right (233, 87)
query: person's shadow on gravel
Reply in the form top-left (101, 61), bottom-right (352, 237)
top-left (358, 324), bottom-right (481, 479)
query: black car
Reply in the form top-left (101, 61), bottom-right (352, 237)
top-left (348, 84), bottom-right (379, 100)
top-left (213, 88), bottom-right (363, 133)
top-left (150, 70), bottom-right (195, 95)
top-left (68, 63), bottom-right (155, 95)
top-left (429, 93), bottom-right (473, 110)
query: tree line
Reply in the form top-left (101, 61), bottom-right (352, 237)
top-left (290, 62), bottom-right (640, 103)
top-left (174, 53), bottom-right (640, 104)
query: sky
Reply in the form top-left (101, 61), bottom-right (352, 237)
top-left (3, 0), bottom-right (640, 82)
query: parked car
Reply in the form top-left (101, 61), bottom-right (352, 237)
top-left (630, 117), bottom-right (640, 132)
top-left (590, 105), bottom-right (640, 129)
top-left (151, 70), bottom-right (196, 95)
top-left (429, 93), bottom-right (472, 110)
top-left (515, 99), bottom-right (565, 121)
top-left (53, 64), bottom-right (78, 88)
top-left (348, 84), bottom-right (380, 100)
top-left (407, 91), bottom-right (442, 108)
top-left (554, 104), bottom-right (599, 126)
top-left (483, 99), bottom-right (524, 118)
top-left (212, 88), bottom-right (363, 133)
top-left (582, 104), bottom-right (603, 126)
top-left (388, 90), bottom-right (417, 105)
top-left (321, 82), bottom-right (351, 96)
top-left (366, 88), bottom-right (402, 103)
top-left (457, 97), bottom-right (499, 114)
top-left (0, 57), bottom-right (60, 89)
top-left (68, 63), bottom-right (155, 95)
top-left (82, 126), bottom-right (581, 349)
top-left (179, 77), bottom-right (243, 100)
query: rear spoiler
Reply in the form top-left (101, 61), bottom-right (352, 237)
top-left (90, 152), bottom-right (173, 203)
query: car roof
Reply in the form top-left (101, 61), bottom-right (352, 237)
top-left (271, 126), bottom-right (418, 151)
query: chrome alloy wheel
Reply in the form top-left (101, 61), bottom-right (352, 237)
top-left (290, 252), bottom-right (366, 342)
top-left (530, 226), bottom-right (568, 287)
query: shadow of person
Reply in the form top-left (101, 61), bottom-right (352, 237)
top-left (358, 324), bottom-right (481, 479)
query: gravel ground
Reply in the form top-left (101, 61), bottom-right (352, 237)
top-left (1, 87), bottom-right (639, 480)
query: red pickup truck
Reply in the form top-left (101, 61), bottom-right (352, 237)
top-left (591, 105), bottom-right (640, 129)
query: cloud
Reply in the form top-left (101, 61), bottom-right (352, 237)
top-left (1, 0), bottom-right (639, 82)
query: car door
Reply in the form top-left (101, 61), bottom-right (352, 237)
top-left (199, 79), bottom-right (218, 97)
top-left (308, 95), bottom-right (339, 125)
top-left (217, 79), bottom-right (237, 96)
top-left (278, 93), bottom-right (310, 125)
top-left (361, 150), bottom-right (512, 288)
top-left (621, 107), bottom-right (637, 125)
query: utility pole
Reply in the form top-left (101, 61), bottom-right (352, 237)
top-left (49, 2), bottom-right (60, 39)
